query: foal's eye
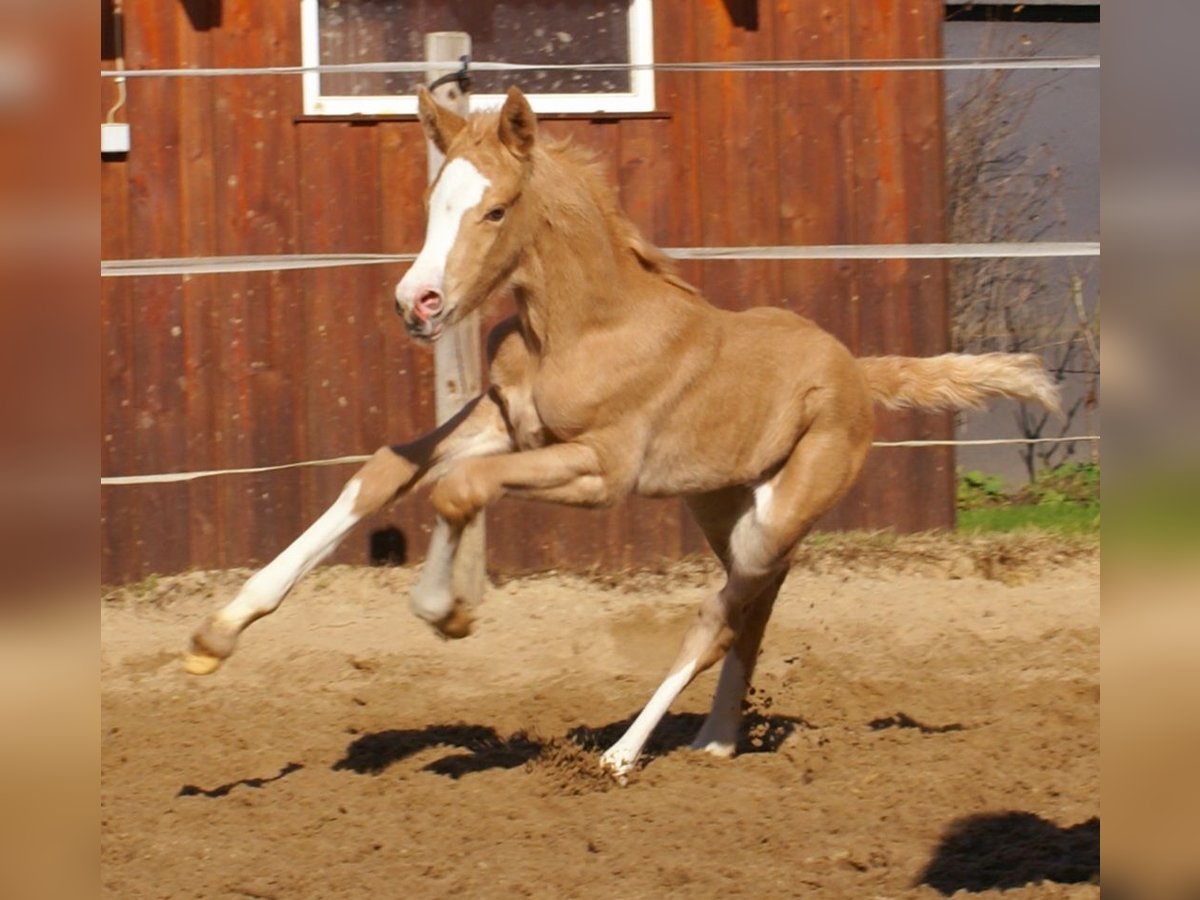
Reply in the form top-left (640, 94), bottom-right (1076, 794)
top-left (485, 206), bottom-right (506, 223)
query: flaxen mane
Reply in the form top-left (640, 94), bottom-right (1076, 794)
top-left (550, 138), bottom-right (700, 296)
top-left (469, 113), bottom-right (700, 299)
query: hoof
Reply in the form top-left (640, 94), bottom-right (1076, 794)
top-left (689, 738), bottom-right (737, 759)
top-left (182, 651), bottom-right (224, 676)
top-left (598, 749), bottom-right (635, 785)
top-left (184, 618), bottom-right (237, 675)
top-left (432, 598), bottom-right (474, 640)
top-left (606, 768), bottom-right (630, 788)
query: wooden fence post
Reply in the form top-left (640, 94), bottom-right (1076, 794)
top-left (425, 32), bottom-right (486, 606)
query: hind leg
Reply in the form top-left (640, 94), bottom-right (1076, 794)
top-left (683, 489), bottom-right (787, 757)
top-left (688, 419), bottom-right (874, 757)
top-left (690, 572), bottom-right (786, 757)
top-left (599, 418), bottom-right (871, 780)
top-left (597, 565), bottom-right (780, 781)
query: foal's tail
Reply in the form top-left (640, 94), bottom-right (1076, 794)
top-left (857, 353), bottom-right (1062, 416)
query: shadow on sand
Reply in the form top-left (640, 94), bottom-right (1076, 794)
top-left (332, 723), bottom-right (543, 779)
top-left (331, 709), bottom-right (812, 779)
top-left (177, 762), bottom-right (304, 798)
top-left (917, 811), bottom-right (1099, 894)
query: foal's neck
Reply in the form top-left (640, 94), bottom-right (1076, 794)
top-left (513, 154), bottom-right (658, 352)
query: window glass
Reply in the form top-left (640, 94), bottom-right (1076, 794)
top-left (303, 0), bottom-right (654, 114)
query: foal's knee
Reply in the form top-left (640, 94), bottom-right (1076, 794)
top-left (429, 462), bottom-right (497, 525)
top-left (351, 447), bottom-right (416, 514)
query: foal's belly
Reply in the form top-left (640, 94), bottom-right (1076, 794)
top-left (630, 315), bottom-right (837, 496)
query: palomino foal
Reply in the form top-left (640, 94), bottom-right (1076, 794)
top-left (187, 87), bottom-right (1060, 780)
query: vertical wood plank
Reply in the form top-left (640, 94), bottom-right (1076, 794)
top-left (174, 0), bottom-right (222, 571)
top-left (424, 32), bottom-right (487, 598)
top-left (205, 2), bottom-right (309, 567)
top-left (691, 1), bottom-right (782, 315)
top-left (899, 0), bottom-right (955, 527)
top-left (123, 0), bottom-right (189, 577)
top-left (100, 155), bottom-right (134, 582)
top-left (837, 0), bottom-right (953, 533)
top-left (294, 123), bottom-right (367, 555)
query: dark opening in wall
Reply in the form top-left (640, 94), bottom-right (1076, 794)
top-left (945, 4), bottom-right (1100, 23)
top-left (369, 527), bottom-right (408, 567)
top-left (179, 0), bottom-right (222, 31)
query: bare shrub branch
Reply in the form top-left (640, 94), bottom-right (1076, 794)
top-left (946, 31), bottom-right (1099, 480)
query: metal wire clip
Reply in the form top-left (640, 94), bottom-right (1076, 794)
top-left (428, 55), bottom-right (472, 95)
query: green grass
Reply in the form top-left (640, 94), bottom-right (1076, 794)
top-left (955, 462), bottom-right (1101, 536)
top-left (958, 502), bottom-right (1100, 535)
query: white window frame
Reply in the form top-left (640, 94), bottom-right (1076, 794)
top-left (300, 0), bottom-right (655, 116)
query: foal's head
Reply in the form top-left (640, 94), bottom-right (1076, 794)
top-left (394, 86), bottom-right (538, 342)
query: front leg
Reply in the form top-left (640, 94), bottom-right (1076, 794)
top-left (411, 444), bottom-right (608, 643)
top-left (429, 443), bottom-right (610, 526)
top-left (184, 393), bottom-right (513, 675)
top-left (408, 516), bottom-right (474, 639)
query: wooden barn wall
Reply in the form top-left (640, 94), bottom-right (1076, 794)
top-left (101, 0), bottom-right (953, 583)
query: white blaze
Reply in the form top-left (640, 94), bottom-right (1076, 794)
top-left (398, 157), bottom-right (491, 297)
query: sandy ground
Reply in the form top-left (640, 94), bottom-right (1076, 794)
top-left (102, 540), bottom-right (1098, 898)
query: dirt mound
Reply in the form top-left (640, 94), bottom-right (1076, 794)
top-left (526, 737), bottom-right (615, 796)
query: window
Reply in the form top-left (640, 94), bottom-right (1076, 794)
top-left (300, 0), bottom-right (655, 116)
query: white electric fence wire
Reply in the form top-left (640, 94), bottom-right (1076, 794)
top-left (101, 455), bottom-right (373, 485)
top-left (101, 242), bottom-right (1100, 277)
top-left (100, 55), bottom-right (1100, 80)
top-left (100, 437), bottom-right (1100, 486)
top-left (99, 52), bottom-right (1102, 487)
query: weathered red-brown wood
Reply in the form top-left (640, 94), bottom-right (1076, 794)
top-left (123, 1), bottom-right (191, 576)
top-left (295, 123), bottom-right (368, 557)
top-left (847, 0), bottom-right (905, 530)
top-left (173, 2), bottom-right (224, 571)
top-left (100, 155), bottom-right (135, 582)
top-left (898, 0), bottom-right (956, 529)
top-left (100, 2), bottom-right (133, 576)
top-left (100, 0), bottom-right (954, 583)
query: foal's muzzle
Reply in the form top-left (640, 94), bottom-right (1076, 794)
top-left (395, 283), bottom-right (447, 342)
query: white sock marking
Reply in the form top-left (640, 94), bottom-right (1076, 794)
top-left (692, 651), bottom-right (746, 756)
top-left (410, 517), bottom-right (461, 622)
top-left (723, 480), bottom-right (780, 579)
top-left (218, 478), bottom-right (363, 628)
top-left (600, 660), bottom-right (697, 775)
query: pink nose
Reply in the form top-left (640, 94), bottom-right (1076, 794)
top-left (412, 290), bottom-right (443, 322)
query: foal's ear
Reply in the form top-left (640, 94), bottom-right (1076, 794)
top-left (498, 86), bottom-right (537, 159)
top-left (417, 86), bottom-right (467, 155)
